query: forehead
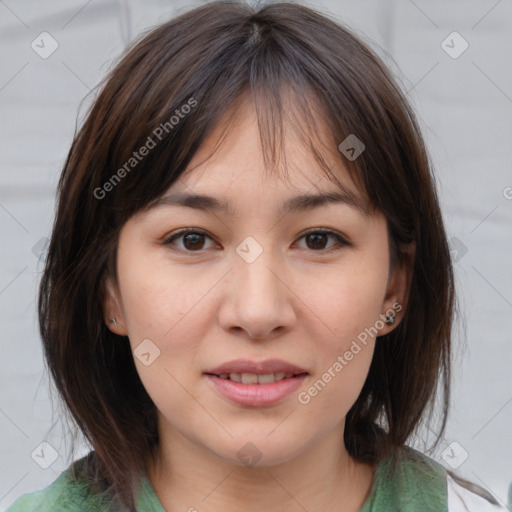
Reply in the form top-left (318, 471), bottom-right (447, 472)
top-left (149, 92), bottom-right (372, 217)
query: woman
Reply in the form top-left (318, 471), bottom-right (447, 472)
top-left (6, 1), bottom-right (506, 510)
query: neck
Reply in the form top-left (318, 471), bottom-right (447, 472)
top-left (145, 421), bottom-right (375, 512)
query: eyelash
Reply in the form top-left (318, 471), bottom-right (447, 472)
top-left (162, 228), bottom-right (350, 255)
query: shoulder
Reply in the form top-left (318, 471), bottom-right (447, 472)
top-left (447, 474), bottom-right (508, 512)
top-left (361, 445), bottom-right (507, 512)
top-left (4, 452), bottom-right (113, 512)
top-left (391, 447), bottom-right (506, 512)
top-left (361, 446), bottom-right (448, 511)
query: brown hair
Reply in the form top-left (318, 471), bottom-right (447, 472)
top-left (39, 1), bottom-right (457, 509)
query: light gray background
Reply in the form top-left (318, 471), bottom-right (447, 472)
top-left (1, 0), bottom-right (511, 510)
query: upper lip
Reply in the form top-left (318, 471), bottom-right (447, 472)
top-left (205, 359), bottom-right (308, 375)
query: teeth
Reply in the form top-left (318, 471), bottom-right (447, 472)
top-left (219, 372), bottom-right (297, 384)
top-left (241, 373), bottom-right (259, 384)
top-left (257, 373), bottom-right (276, 384)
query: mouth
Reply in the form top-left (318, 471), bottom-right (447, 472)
top-left (204, 371), bottom-right (308, 384)
top-left (205, 358), bottom-right (308, 378)
top-left (203, 359), bottom-right (309, 407)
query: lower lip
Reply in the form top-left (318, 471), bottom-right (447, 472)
top-left (204, 374), bottom-right (308, 407)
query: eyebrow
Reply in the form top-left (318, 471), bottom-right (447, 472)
top-left (149, 190), bottom-right (372, 217)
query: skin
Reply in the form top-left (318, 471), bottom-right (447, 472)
top-left (103, 94), bottom-right (414, 512)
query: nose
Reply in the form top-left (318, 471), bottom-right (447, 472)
top-left (217, 246), bottom-right (296, 340)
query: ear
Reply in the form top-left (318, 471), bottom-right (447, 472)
top-left (377, 241), bottom-right (416, 336)
top-left (100, 273), bottom-right (128, 336)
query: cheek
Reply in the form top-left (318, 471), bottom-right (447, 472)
top-left (299, 302), bottom-right (378, 421)
top-left (118, 249), bottom-right (211, 342)
top-left (304, 255), bottom-right (389, 344)
top-left (117, 261), bottom-right (208, 415)
top-left (295, 254), bottom-right (388, 409)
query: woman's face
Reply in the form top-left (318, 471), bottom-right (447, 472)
top-left (104, 97), bottom-right (409, 468)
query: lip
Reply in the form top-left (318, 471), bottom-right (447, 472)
top-left (203, 358), bottom-right (309, 407)
top-left (204, 373), bottom-right (308, 407)
top-left (205, 358), bottom-right (308, 375)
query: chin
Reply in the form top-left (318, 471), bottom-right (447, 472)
top-left (208, 436), bottom-right (306, 469)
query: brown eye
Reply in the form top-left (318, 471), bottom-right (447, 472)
top-left (164, 229), bottom-right (216, 252)
top-left (181, 232), bottom-right (205, 250)
top-left (305, 232), bottom-right (329, 250)
top-left (297, 229), bottom-right (349, 252)
top-left (163, 228), bottom-right (349, 255)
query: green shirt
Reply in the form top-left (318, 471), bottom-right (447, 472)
top-left (2, 446), bottom-right (456, 512)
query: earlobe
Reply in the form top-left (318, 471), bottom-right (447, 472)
top-left (378, 241), bottom-right (416, 335)
top-left (101, 274), bottom-right (127, 335)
